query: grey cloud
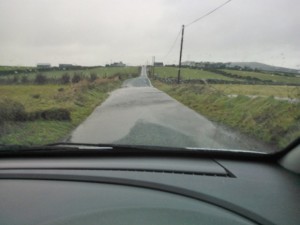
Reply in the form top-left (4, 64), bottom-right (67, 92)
top-left (0, 0), bottom-right (299, 68)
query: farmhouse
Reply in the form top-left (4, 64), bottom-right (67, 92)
top-left (154, 62), bottom-right (164, 66)
top-left (37, 63), bottom-right (51, 69)
top-left (110, 62), bottom-right (126, 67)
top-left (59, 64), bottom-right (74, 69)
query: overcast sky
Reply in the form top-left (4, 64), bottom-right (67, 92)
top-left (0, 0), bottom-right (299, 68)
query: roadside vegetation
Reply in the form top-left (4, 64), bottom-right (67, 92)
top-left (0, 67), bottom-right (138, 145)
top-left (0, 66), bottom-right (137, 84)
top-left (211, 84), bottom-right (300, 99)
top-left (221, 69), bottom-right (300, 84)
top-left (152, 80), bottom-right (300, 149)
top-left (152, 66), bottom-right (300, 85)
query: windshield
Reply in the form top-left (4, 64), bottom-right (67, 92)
top-left (0, 0), bottom-right (299, 153)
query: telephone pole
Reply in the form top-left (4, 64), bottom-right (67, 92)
top-left (177, 24), bottom-right (185, 84)
top-left (152, 56), bottom-right (155, 77)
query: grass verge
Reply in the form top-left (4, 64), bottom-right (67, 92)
top-left (222, 69), bottom-right (300, 84)
top-left (153, 80), bottom-right (300, 149)
top-left (211, 84), bottom-right (300, 99)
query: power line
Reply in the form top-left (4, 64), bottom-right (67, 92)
top-left (185, 0), bottom-right (232, 27)
top-left (176, 0), bottom-right (233, 84)
top-left (163, 0), bottom-right (232, 61)
top-left (163, 28), bottom-right (182, 59)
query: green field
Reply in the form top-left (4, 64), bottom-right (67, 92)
top-left (152, 80), bottom-right (300, 149)
top-left (154, 67), bottom-right (236, 81)
top-left (0, 67), bottom-right (138, 145)
top-left (153, 66), bottom-right (300, 85)
top-left (0, 80), bottom-right (121, 145)
top-left (222, 69), bottom-right (300, 84)
top-left (211, 84), bottom-right (300, 99)
top-left (0, 66), bottom-right (34, 71)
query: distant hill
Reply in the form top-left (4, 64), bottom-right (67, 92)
top-left (227, 62), bottom-right (300, 74)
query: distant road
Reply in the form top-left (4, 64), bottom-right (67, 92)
top-left (69, 66), bottom-right (272, 152)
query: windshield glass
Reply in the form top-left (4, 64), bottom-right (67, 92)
top-left (0, 0), bottom-right (299, 153)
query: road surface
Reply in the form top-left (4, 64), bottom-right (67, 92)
top-left (69, 66), bottom-right (272, 152)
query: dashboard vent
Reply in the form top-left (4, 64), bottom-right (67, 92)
top-left (93, 168), bottom-right (234, 178)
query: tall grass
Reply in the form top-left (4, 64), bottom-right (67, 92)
top-left (153, 81), bottom-right (300, 149)
top-left (222, 69), bottom-right (300, 84)
top-left (211, 84), bottom-right (300, 98)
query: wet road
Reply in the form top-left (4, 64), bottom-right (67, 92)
top-left (69, 66), bottom-right (272, 152)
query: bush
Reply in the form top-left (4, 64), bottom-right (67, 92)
top-left (13, 75), bottom-right (19, 83)
top-left (61, 73), bottom-right (70, 84)
top-left (0, 99), bottom-right (71, 125)
top-left (0, 99), bottom-right (27, 123)
top-left (113, 72), bottom-right (122, 80)
top-left (31, 94), bottom-right (40, 99)
top-left (72, 72), bottom-right (82, 83)
top-left (35, 73), bottom-right (47, 84)
top-left (21, 76), bottom-right (29, 83)
top-left (90, 73), bottom-right (97, 82)
top-left (29, 108), bottom-right (71, 121)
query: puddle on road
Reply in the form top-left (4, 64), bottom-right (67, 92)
top-left (114, 120), bottom-right (198, 148)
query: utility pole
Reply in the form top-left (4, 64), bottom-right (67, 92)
top-left (152, 56), bottom-right (155, 77)
top-left (177, 24), bottom-right (185, 84)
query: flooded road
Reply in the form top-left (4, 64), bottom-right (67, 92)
top-left (69, 66), bottom-right (273, 152)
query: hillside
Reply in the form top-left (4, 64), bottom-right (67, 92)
top-left (227, 62), bottom-right (299, 74)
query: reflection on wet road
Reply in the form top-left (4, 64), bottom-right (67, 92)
top-left (70, 66), bottom-right (272, 152)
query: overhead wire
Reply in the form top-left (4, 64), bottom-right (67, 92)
top-left (185, 0), bottom-right (232, 27)
top-left (162, 0), bottom-right (233, 61)
top-left (163, 28), bottom-right (182, 60)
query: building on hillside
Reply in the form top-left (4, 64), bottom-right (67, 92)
top-left (37, 63), bottom-right (51, 69)
top-left (59, 64), bottom-right (74, 69)
top-left (194, 62), bottom-right (206, 68)
top-left (181, 61), bottom-right (196, 67)
top-left (154, 62), bottom-right (164, 66)
top-left (110, 61), bottom-right (126, 67)
top-left (181, 61), bottom-right (209, 68)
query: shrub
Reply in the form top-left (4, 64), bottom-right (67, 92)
top-left (61, 73), bottom-right (70, 84)
top-left (13, 75), bottom-right (19, 83)
top-left (90, 73), bottom-right (97, 82)
top-left (72, 72), bottom-right (82, 83)
top-left (29, 108), bottom-right (71, 121)
top-left (35, 73), bottom-right (47, 84)
top-left (113, 72), bottom-right (122, 80)
top-left (0, 99), bottom-right (27, 123)
top-left (21, 76), bottom-right (29, 83)
top-left (0, 100), bottom-right (71, 124)
top-left (31, 94), bottom-right (40, 99)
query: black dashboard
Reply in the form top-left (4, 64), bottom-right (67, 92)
top-left (0, 153), bottom-right (299, 225)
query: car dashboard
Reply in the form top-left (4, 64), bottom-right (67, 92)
top-left (0, 150), bottom-right (299, 225)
